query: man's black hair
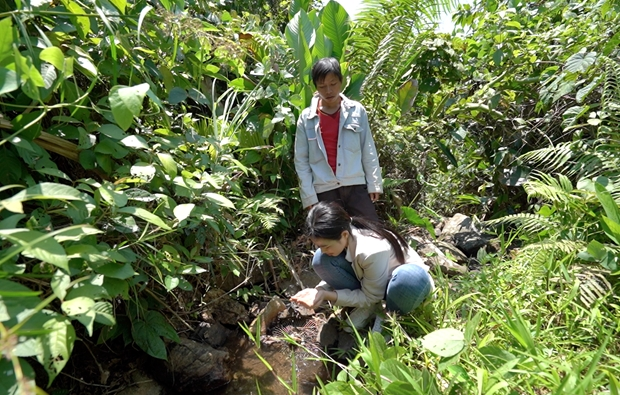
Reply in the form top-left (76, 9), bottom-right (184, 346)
top-left (311, 57), bottom-right (343, 86)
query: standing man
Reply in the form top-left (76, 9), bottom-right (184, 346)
top-left (294, 57), bottom-right (383, 221)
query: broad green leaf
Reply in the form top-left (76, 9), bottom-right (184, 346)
top-left (0, 68), bottom-right (19, 95)
top-left (0, 358), bottom-right (36, 395)
top-left (595, 182), bottom-right (620, 224)
top-left (76, 56), bottom-right (97, 77)
top-left (420, 328), bottom-right (465, 357)
top-left (145, 310), bottom-right (179, 341)
top-left (180, 265), bottom-right (207, 274)
top-left (285, 10), bottom-right (314, 85)
top-left (157, 152), bottom-right (178, 178)
top-left (397, 79), bottom-right (419, 115)
top-left (0, 229), bottom-right (69, 271)
top-left (120, 135), bottom-right (149, 149)
top-left (164, 275), bottom-right (180, 291)
top-left (601, 216), bottom-right (620, 245)
top-left (66, 284), bottom-right (110, 300)
top-left (576, 76), bottom-right (602, 103)
top-left (40, 63), bottom-right (57, 89)
top-left (93, 301), bottom-right (115, 325)
top-left (130, 163), bottom-right (156, 181)
top-left (289, 0), bottom-right (311, 18)
top-left (1, 183), bottom-right (84, 213)
top-left (51, 270), bottom-right (71, 300)
top-left (380, 359), bottom-right (424, 390)
top-left (0, 279), bottom-right (41, 298)
top-left (98, 182), bottom-right (128, 207)
top-left (312, 25), bottom-right (333, 60)
top-left (62, 296), bottom-right (95, 316)
top-left (103, 277), bottom-right (129, 299)
top-left (0, 214), bottom-right (25, 230)
top-left (92, 262), bottom-right (136, 279)
top-left (39, 316), bottom-right (75, 385)
top-left (118, 206), bottom-right (171, 230)
top-left (478, 346), bottom-right (518, 375)
top-left (565, 51), bottom-right (597, 73)
top-left (108, 83), bottom-right (150, 131)
top-left (59, 0), bottom-right (91, 39)
top-left (75, 309), bottom-right (97, 336)
top-left (0, 18), bottom-right (15, 62)
top-left (99, 124), bottom-right (127, 139)
top-left (205, 193), bottom-right (235, 209)
top-left (168, 87), bottom-right (188, 104)
top-left (40, 47), bottom-right (65, 71)
top-left (109, 0), bottom-right (126, 13)
top-left (320, 0), bottom-right (349, 59)
top-left (132, 319), bottom-right (167, 359)
top-left (173, 203), bottom-right (195, 222)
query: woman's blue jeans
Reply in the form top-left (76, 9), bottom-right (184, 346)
top-left (312, 249), bottom-right (432, 314)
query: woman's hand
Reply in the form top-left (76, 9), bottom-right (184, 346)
top-left (291, 288), bottom-right (324, 310)
top-left (369, 192), bottom-right (380, 203)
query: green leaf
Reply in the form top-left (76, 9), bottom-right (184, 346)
top-left (132, 319), bottom-right (167, 359)
top-left (157, 152), bottom-right (178, 178)
top-left (168, 87), bottom-right (188, 104)
top-left (396, 79), bottom-right (419, 115)
top-left (93, 262), bottom-right (136, 279)
top-left (118, 206), bottom-right (171, 230)
top-left (61, 296), bottom-right (95, 316)
top-left (164, 275), bottom-right (180, 291)
top-left (51, 270), bottom-right (71, 300)
top-left (93, 301), bottom-right (116, 325)
top-left (1, 183), bottom-right (84, 214)
top-left (98, 182), bottom-right (128, 207)
top-left (145, 310), bottom-right (180, 342)
top-left (205, 193), bottom-right (235, 209)
top-left (173, 203), bottom-right (195, 222)
top-left (109, 0), bottom-right (126, 13)
top-left (401, 207), bottom-right (435, 237)
top-left (285, 10), bottom-right (314, 85)
top-left (39, 316), bottom-right (75, 386)
top-left (0, 18), bottom-right (15, 62)
top-left (99, 124), bottom-right (128, 139)
top-left (601, 216), bottom-right (620, 245)
top-left (40, 47), bottom-right (65, 71)
top-left (420, 328), bottom-right (465, 357)
top-left (120, 135), bottom-right (149, 149)
top-left (320, 0), bottom-right (349, 59)
top-left (0, 229), bottom-right (69, 271)
top-left (595, 182), bottom-right (620, 224)
top-left (59, 0), bottom-right (91, 39)
top-left (0, 358), bottom-right (36, 395)
top-left (0, 68), bottom-right (19, 95)
top-left (66, 284), bottom-right (110, 300)
top-left (108, 83), bottom-right (150, 131)
top-left (565, 50), bottom-right (597, 73)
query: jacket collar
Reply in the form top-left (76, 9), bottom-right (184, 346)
top-left (344, 226), bottom-right (358, 262)
top-left (308, 92), bottom-right (352, 119)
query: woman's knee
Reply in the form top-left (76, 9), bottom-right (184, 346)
top-left (386, 264), bottom-right (432, 313)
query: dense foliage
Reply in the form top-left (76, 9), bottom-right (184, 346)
top-left (0, 0), bottom-right (619, 393)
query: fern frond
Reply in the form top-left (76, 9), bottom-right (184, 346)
top-left (599, 57), bottom-right (620, 137)
top-left (485, 213), bottom-right (559, 235)
top-left (522, 172), bottom-right (581, 204)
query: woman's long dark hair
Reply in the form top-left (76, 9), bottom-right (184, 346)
top-left (305, 201), bottom-right (409, 264)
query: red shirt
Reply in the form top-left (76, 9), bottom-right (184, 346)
top-left (318, 107), bottom-right (340, 173)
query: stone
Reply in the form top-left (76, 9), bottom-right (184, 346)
top-left (117, 370), bottom-right (166, 395)
top-left (203, 289), bottom-right (247, 325)
top-left (439, 214), bottom-right (491, 255)
top-left (192, 319), bottom-right (231, 348)
top-left (410, 235), bottom-right (468, 276)
top-left (152, 338), bottom-right (231, 394)
top-left (249, 296), bottom-right (287, 335)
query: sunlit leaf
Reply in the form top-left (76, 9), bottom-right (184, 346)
top-left (39, 316), bottom-right (75, 385)
top-left (565, 51), bottom-right (597, 73)
top-left (118, 206), bottom-right (171, 230)
top-left (0, 229), bottom-right (68, 271)
top-left (320, 0), bottom-right (349, 59)
top-left (108, 83), bottom-right (150, 131)
top-left (40, 47), bottom-right (65, 71)
top-left (420, 328), bottom-right (465, 357)
top-left (59, 0), bottom-right (91, 39)
top-left (205, 192), bottom-right (235, 209)
top-left (173, 203), bottom-right (195, 222)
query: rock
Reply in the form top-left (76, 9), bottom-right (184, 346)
top-left (249, 296), bottom-right (287, 335)
top-left (317, 316), bottom-right (339, 348)
top-left (152, 338), bottom-right (231, 394)
top-left (192, 320), bottom-right (231, 348)
top-left (117, 370), bottom-right (166, 395)
top-left (439, 214), bottom-right (491, 255)
top-left (204, 289), bottom-right (248, 325)
top-left (411, 235), bottom-right (468, 276)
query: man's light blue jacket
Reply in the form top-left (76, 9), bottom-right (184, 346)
top-left (294, 93), bottom-right (383, 208)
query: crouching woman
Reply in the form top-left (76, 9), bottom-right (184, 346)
top-left (291, 201), bottom-right (434, 331)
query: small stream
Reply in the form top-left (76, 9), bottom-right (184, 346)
top-left (212, 335), bottom-right (329, 395)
